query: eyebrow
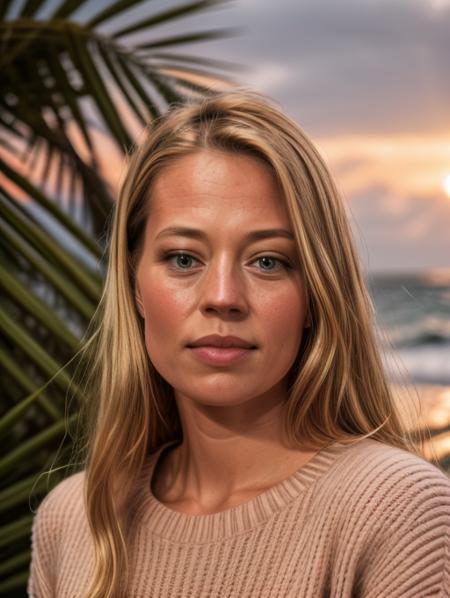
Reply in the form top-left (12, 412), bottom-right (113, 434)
top-left (155, 226), bottom-right (295, 242)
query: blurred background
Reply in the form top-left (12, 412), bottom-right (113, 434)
top-left (1, 0), bottom-right (449, 593)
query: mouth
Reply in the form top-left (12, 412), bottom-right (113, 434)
top-left (186, 344), bottom-right (257, 349)
top-left (187, 345), bottom-right (257, 366)
top-left (187, 335), bottom-right (257, 350)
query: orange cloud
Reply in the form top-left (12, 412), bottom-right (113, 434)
top-left (317, 134), bottom-right (450, 203)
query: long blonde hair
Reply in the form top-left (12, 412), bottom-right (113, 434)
top-left (73, 89), bottom-right (431, 597)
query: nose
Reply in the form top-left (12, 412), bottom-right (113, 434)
top-left (198, 256), bottom-right (249, 318)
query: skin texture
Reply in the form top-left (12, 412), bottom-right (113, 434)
top-left (135, 150), bottom-right (317, 515)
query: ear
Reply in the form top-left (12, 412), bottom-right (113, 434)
top-left (135, 283), bottom-right (145, 318)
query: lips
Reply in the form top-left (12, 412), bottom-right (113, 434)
top-left (187, 334), bottom-right (256, 349)
top-left (187, 343), bottom-right (256, 367)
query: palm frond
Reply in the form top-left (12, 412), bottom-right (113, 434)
top-left (110, 0), bottom-right (228, 38)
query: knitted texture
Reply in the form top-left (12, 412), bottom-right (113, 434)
top-left (28, 438), bottom-right (450, 597)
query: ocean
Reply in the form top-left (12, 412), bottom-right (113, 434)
top-left (367, 270), bottom-right (450, 386)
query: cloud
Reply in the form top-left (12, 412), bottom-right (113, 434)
top-left (319, 133), bottom-right (450, 198)
top-left (314, 132), bottom-right (450, 271)
top-left (348, 184), bottom-right (450, 271)
top-left (171, 0), bottom-right (450, 136)
top-left (102, 0), bottom-right (450, 270)
top-left (244, 63), bottom-right (290, 94)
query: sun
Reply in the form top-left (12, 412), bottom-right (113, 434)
top-left (443, 174), bottom-right (450, 198)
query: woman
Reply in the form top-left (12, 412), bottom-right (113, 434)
top-left (28, 90), bottom-right (450, 597)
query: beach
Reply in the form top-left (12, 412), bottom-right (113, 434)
top-left (367, 271), bottom-right (449, 469)
top-left (392, 384), bottom-right (450, 465)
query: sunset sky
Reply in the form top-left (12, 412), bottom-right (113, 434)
top-left (128, 0), bottom-right (450, 273)
top-left (7, 0), bottom-right (450, 273)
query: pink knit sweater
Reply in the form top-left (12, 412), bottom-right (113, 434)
top-left (28, 437), bottom-right (450, 597)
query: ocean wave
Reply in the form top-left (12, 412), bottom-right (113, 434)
top-left (377, 316), bottom-right (450, 348)
top-left (382, 344), bottom-right (450, 385)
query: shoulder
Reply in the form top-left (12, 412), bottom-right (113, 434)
top-left (315, 438), bottom-right (450, 547)
top-left (319, 438), bottom-right (450, 595)
top-left (28, 471), bottom-right (87, 596)
top-left (332, 437), bottom-right (450, 491)
top-left (35, 470), bottom-right (86, 514)
top-left (323, 438), bottom-right (450, 516)
top-left (31, 470), bottom-right (86, 549)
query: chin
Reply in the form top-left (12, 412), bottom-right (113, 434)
top-left (173, 379), bottom-right (279, 408)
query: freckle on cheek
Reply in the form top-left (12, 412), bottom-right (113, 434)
top-left (142, 286), bottom-right (186, 336)
top-left (146, 296), bottom-right (173, 323)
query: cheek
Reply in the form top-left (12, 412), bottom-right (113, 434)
top-left (140, 286), bottom-right (178, 373)
top-left (259, 286), bottom-right (306, 342)
top-left (257, 286), bottom-right (307, 375)
top-left (138, 276), bottom-right (192, 345)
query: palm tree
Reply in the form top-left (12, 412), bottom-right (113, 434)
top-left (0, 0), bottom-right (236, 593)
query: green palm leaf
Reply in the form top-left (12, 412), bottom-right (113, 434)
top-left (0, 1), bottom-right (234, 233)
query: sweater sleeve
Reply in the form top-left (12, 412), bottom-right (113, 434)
top-left (27, 491), bottom-right (59, 598)
top-left (357, 458), bottom-right (450, 598)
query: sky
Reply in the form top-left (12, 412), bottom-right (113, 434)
top-left (6, 0), bottom-right (450, 273)
top-left (136, 0), bottom-right (450, 273)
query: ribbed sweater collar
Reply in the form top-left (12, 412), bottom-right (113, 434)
top-left (135, 439), bottom-right (349, 543)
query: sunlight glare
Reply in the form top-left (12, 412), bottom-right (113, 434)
top-left (443, 173), bottom-right (450, 197)
top-left (429, 0), bottom-right (450, 10)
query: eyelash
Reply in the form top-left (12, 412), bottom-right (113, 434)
top-left (161, 252), bottom-right (291, 273)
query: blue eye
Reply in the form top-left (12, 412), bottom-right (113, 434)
top-left (162, 252), bottom-right (290, 273)
top-left (167, 253), bottom-right (198, 270)
top-left (256, 257), bottom-right (280, 270)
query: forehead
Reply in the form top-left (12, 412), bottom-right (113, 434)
top-left (146, 150), bottom-right (291, 233)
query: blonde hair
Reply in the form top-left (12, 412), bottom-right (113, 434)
top-left (73, 89), bottom-right (431, 597)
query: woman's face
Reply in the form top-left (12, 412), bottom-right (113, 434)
top-left (135, 150), bottom-right (308, 407)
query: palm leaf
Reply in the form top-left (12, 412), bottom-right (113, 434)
top-left (0, 265), bottom-right (80, 350)
top-left (1, 2), bottom-right (235, 233)
top-left (0, 550), bottom-right (31, 576)
top-left (19, 0), bottom-right (47, 18)
top-left (135, 28), bottom-right (238, 50)
top-left (0, 155), bottom-right (102, 257)
top-left (0, 413), bottom-right (79, 477)
top-left (110, 0), bottom-right (228, 38)
top-left (0, 350), bottom-right (61, 423)
top-left (0, 192), bottom-right (102, 301)
top-left (0, 216), bottom-right (98, 319)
